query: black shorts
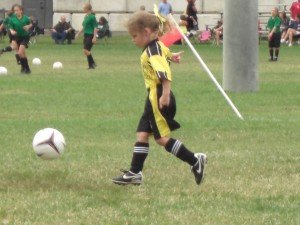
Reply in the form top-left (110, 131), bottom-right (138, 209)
top-left (15, 36), bottom-right (29, 48)
top-left (136, 85), bottom-right (180, 139)
top-left (269, 32), bottom-right (281, 48)
top-left (83, 34), bottom-right (93, 51)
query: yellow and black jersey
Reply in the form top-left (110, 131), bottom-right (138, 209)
top-left (140, 39), bottom-right (173, 90)
top-left (138, 39), bottom-right (180, 138)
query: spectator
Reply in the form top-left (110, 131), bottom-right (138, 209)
top-left (282, 14), bottom-right (300, 46)
top-left (213, 19), bottom-right (223, 46)
top-left (186, 0), bottom-right (198, 32)
top-left (179, 15), bottom-right (188, 35)
top-left (51, 15), bottom-right (73, 44)
top-left (158, 0), bottom-right (172, 16)
top-left (28, 16), bottom-right (44, 37)
top-left (97, 17), bottom-right (111, 39)
top-left (290, 0), bottom-right (300, 20)
top-left (279, 11), bottom-right (290, 41)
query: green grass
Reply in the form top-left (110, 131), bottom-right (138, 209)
top-left (0, 36), bottom-right (299, 225)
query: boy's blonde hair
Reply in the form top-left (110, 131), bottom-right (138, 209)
top-left (126, 11), bottom-right (170, 36)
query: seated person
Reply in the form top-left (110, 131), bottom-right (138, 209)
top-left (97, 17), bottom-right (111, 39)
top-left (281, 14), bottom-right (300, 46)
top-left (213, 19), bottom-right (223, 46)
top-left (279, 11), bottom-right (290, 42)
top-left (28, 16), bottom-right (44, 37)
top-left (51, 16), bottom-right (73, 44)
top-left (179, 15), bottom-right (188, 35)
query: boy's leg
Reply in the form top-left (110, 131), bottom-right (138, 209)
top-left (269, 48), bottom-right (274, 61)
top-left (112, 132), bottom-right (150, 185)
top-left (0, 46), bottom-right (13, 55)
top-left (19, 45), bottom-right (31, 74)
top-left (130, 132), bottom-right (150, 173)
top-left (156, 137), bottom-right (207, 185)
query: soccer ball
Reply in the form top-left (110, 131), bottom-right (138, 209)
top-left (32, 128), bottom-right (66, 160)
top-left (32, 58), bottom-right (41, 65)
top-left (53, 62), bottom-right (63, 69)
top-left (0, 67), bottom-right (8, 75)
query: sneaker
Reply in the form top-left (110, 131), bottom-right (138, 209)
top-left (273, 57), bottom-right (278, 61)
top-left (280, 39), bottom-right (285, 43)
top-left (191, 153), bottom-right (207, 185)
top-left (288, 43), bottom-right (292, 47)
top-left (112, 169), bottom-right (142, 185)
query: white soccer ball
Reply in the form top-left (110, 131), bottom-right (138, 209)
top-left (53, 62), bottom-right (63, 69)
top-left (32, 128), bottom-right (66, 160)
top-left (32, 58), bottom-right (41, 65)
top-left (0, 67), bottom-right (8, 75)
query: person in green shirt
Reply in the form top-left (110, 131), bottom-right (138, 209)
top-left (267, 7), bottom-right (281, 61)
top-left (75, 3), bottom-right (98, 69)
top-left (0, 5), bottom-right (21, 64)
top-left (9, 4), bottom-right (32, 74)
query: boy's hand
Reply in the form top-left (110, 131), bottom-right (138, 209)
top-left (159, 95), bottom-right (170, 109)
top-left (268, 33), bottom-right (273, 41)
top-left (23, 25), bottom-right (31, 31)
top-left (171, 51), bottom-right (184, 64)
top-left (10, 30), bottom-right (17, 36)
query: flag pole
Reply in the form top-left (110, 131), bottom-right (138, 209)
top-left (168, 14), bottom-right (244, 120)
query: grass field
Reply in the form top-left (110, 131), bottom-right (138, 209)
top-left (0, 36), bottom-right (299, 225)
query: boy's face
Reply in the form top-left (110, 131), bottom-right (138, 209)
top-left (271, 9), bottom-right (276, 17)
top-left (14, 7), bottom-right (22, 17)
top-left (129, 29), bottom-right (151, 48)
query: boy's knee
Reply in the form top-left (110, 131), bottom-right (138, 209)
top-left (155, 137), bottom-right (169, 147)
top-left (137, 132), bottom-right (149, 143)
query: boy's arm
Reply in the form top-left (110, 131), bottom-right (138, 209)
top-left (159, 79), bottom-right (171, 109)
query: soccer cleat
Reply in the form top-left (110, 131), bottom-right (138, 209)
top-left (112, 169), bottom-right (142, 185)
top-left (191, 153), bottom-right (207, 185)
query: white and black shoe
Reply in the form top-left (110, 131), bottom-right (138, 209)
top-left (112, 169), bottom-right (142, 186)
top-left (191, 153), bottom-right (207, 185)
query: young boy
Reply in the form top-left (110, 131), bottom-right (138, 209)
top-left (112, 11), bottom-right (207, 186)
top-left (267, 7), bottom-right (281, 61)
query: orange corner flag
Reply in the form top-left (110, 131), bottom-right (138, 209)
top-left (160, 26), bottom-right (182, 47)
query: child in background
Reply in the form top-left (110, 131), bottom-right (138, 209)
top-left (267, 7), bottom-right (281, 61)
top-left (9, 4), bottom-right (32, 73)
top-left (111, 11), bottom-right (207, 186)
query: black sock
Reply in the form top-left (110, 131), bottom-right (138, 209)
top-left (20, 58), bottom-right (25, 71)
top-left (23, 58), bottom-right (30, 71)
top-left (87, 54), bottom-right (95, 67)
top-left (15, 54), bottom-right (21, 64)
top-left (275, 49), bottom-right (279, 58)
top-left (269, 49), bottom-right (274, 59)
top-left (165, 138), bottom-right (197, 166)
top-left (130, 142), bottom-right (149, 173)
top-left (1, 46), bottom-right (12, 52)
